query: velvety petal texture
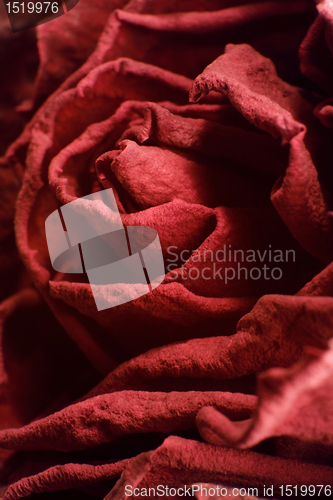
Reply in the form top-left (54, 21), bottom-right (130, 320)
top-left (0, 0), bottom-right (333, 498)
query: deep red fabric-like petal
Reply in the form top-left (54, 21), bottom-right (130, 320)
top-left (104, 436), bottom-right (333, 500)
top-left (1, 0), bottom-right (333, 498)
top-left (196, 342), bottom-right (333, 452)
top-left (34, 0), bottom-right (127, 105)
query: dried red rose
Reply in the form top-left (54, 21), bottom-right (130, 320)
top-left (0, 0), bottom-right (333, 498)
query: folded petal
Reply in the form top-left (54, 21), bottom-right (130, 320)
top-left (197, 341), bottom-right (333, 452)
top-left (0, 391), bottom-right (255, 451)
top-left (104, 436), bottom-right (333, 500)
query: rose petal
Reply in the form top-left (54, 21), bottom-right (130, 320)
top-left (314, 97), bottom-right (333, 128)
top-left (137, 103), bottom-right (287, 176)
top-left (170, 206), bottom-right (315, 298)
top-left (298, 260), bottom-right (333, 296)
top-left (190, 43), bottom-right (306, 143)
top-left (109, 139), bottom-right (271, 209)
top-left (0, 391), bottom-right (255, 451)
top-left (34, 0), bottom-right (127, 105)
top-left (299, 0), bottom-right (333, 95)
top-left (197, 341), bottom-right (333, 451)
top-left (114, 1), bottom-right (313, 34)
top-left (190, 44), bottom-right (333, 262)
top-left (104, 436), bottom-right (333, 500)
top-left (80, 290), bottom-right (333, 401)
top-left (271, 130), bottom-right (333, 263)
top-left (3, 459), bottom-right (129, 500)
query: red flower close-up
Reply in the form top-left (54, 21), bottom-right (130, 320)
top-left (1, 0), bottom-right (333, 498)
